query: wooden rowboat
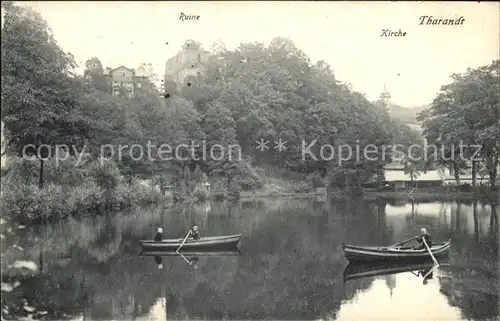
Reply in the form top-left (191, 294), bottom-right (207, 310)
top-left (342, 240), bottom-right (451, 263)
top-left (140, 234), bottom-right (241, 251)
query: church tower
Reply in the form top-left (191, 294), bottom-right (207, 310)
top-left (379, 84), bottom-right (392, 116)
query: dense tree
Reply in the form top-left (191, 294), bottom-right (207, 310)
top-left (419, 60), bottom-right (499, 188)
top-left (202, 102), bottom-right (240, 188)
top-left (1, 3), bottom-right (198, 195)
top-left (136, 62), bottom-right (160, 91)
top-left (176, 37), bottom-right (420, 190)
top-left (1, 2), bottom-right (92, 188)
top-left (6, 1), bottom-right (493, 201)
top-left (83, 57), bottom-right (109, 92)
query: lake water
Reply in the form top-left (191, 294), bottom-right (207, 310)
top-left (1, 197), bottom-right (499, 320)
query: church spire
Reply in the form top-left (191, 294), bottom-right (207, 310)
top-left (380, 84), bottom-right (391, 100)
top-left (379, 84), bottom-right (392, 116)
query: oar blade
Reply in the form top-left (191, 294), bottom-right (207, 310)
top-left (176, 231), bottom-right (191, 253)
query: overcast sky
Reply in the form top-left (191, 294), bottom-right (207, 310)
top-left (20, 1), bottom-right (500, 107)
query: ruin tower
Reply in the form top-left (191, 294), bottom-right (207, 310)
top-left (164, 40), bottom-right (211, 92)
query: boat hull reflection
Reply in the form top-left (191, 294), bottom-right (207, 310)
top-left (140, 250), bottom-right (242, 257)
top-left (343, 260), bottom-right (450, 282)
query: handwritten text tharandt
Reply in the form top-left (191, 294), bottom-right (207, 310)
top-left (419, 16), bottom-right (465, 25)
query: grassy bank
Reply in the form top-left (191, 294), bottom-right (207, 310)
top-left (362, 189), bottom-right (499, 202)
top-left (184, 166), bottom-right (320, 202)
top-left (3, 155), bottom-right (496, 226)
top-left (0, 157), bottom-right (163, 226)
top-left (1, 180), bottom-right (163, 225)
top-left (238, 166), bottom-right (319, 194)
top-left (236, 169), bottom-right (499, 202)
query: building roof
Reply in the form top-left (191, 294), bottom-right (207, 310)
top-left (385, 169), bottom-right (445, 182)
top-left (444, 175), bottom-right (491, 180)
top-left (103, 65), bottom-right (152, 79)
top-left (384, 163), bottom-right (405, 170)
top-left (109, 65), bottom-right (135, 73)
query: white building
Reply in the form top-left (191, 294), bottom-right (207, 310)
top-left (378, 86), bottom-right (444, 188)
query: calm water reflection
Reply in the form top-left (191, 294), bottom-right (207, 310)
top-left (1, 198), bottom-right (498, 320)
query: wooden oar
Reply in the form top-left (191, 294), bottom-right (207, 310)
top-left (177, 251), bottom-right (192, 265)
top-left (422, 266), bottom-right (435, 279)
top-left (422, 238), bottom-right (439, 267)
top-left (391, 236), bottom-right (417, 248)
top-left (176, 231), bottom-right (191, 253)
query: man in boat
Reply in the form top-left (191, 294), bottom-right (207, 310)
top-left (154, 227), bottom-right (163, 242)
top-left (190, 224), bottom-right (201, 240)
top-left (413, 228), bottom-right (432, 250)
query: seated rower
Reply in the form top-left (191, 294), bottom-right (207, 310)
top-left (190, 224), bottom-right (201, 240)
top-left (154, 227), bottom-right (163, 242)
top-left (413, 228), bottom-right (432, 250)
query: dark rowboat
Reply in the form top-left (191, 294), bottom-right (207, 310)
top-left (140, 234), bottom-right (241, 251)
top-left (342, 240), bottom-right (451, 263)
top-left (343, 261), bottom-right (450, 282)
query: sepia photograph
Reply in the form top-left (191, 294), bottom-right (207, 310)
top-left (1, 1), bottom-right (499, 320)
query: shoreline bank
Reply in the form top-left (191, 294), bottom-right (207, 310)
top-left (237, 190), bottom-right (498, 202)
top-left (362, 190), bottom-right (499, 201)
